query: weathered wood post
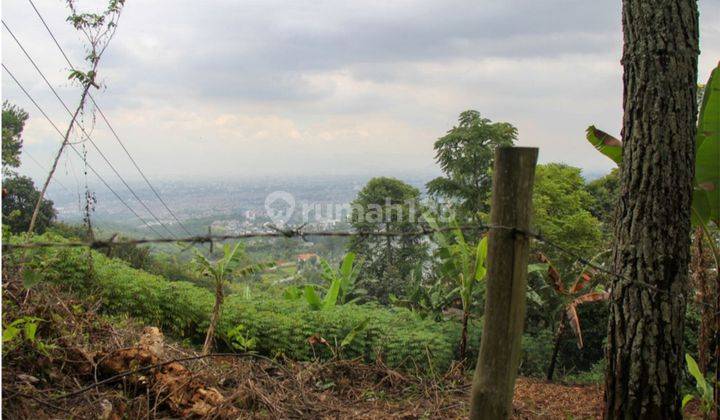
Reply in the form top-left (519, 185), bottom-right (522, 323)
top-left (470, 147), bottom-right (538, 419)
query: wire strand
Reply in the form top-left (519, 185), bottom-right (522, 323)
top-left (2, 63), bottom-right (165, 238)
top-left (26, 0), bottom-right (194, 236)
top-left (21, 149), bottom-right (72, 193)
top-left (2, 19), bottom-right (178, 240)
top-left (2, 204), bottom-right (717, 315)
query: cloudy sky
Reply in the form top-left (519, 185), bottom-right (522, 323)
top-left (2, 0), bottom-right (719, 185)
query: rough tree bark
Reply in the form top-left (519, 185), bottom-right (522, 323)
top-left (604, 1), bottom-right (699, 418)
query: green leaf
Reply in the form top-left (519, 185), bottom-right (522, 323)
top-left (341, 318), bottom-right (369, 348)
top-left (283, 286), bottom-right (303, 300)
top-left (685, 353), bottom-right (709, 396)
top-left (527, 263), bottom-right (548, 274)
top-left (224, 243), bottom-right (242, 266)
top-left (423, 212), bottom-right (449, 247)
top-left (474, 236), bottom-right (488, 280)
top-left (339, 252), bottom-right (356, 279)
top-left (22, 269), bottom-right (43, 288)
top-left (3, 325), bottom-right (20, 343)
top-left (692, 192), bottom-right (713, 227)
top-left (322, 278), bottom-right (341, 310)
top-left (697, 64), bottom-right (720, 151)
top-left (24, 321), bottom-right (38, 342)
top-left (527, 290), bottom-right (545, 306)
top-left (319, 259), bottom-right (336, 289)
top-left (694, 64), bottom-right (720, 226)
top-left (68, 69), bottom-right (87, 82)
top-left (304, 285), bottom-right (322, 310)
top-left (585, 125), bottom-right (622, 164)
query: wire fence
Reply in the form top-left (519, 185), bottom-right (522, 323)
top-left (2, 223), bottom-right (486, 250)
top-left (4, 221), bottom-right (718, 315)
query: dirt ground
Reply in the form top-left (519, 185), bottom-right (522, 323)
top-left (3, 319), bottom-right (606, 419)
top-left (3, 283), bottom-right (702, 419)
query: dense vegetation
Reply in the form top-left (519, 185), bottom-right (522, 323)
top-left (3, 0), bottom-right (718, 417)
top-left (1, 106), bottom-right (634, 381)
top-left (7, 229), bottom-right (478, 373)
top-left (2, 65), bottom-right (718, 416)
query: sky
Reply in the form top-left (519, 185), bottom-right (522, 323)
top-left (2, 0), bottom-right (719, 185)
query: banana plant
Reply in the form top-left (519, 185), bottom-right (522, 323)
top-left (303, 283), bottom-right (338, 311)
top-left (584, 63), bottom-right (719, 262)
top-left (534, 251), bottom-right (610, 380)
top-left (425, 213), bottom-right (488, 362)
top-left (683, 353), bottom-right (716, 416)
top-left (319, 252), bottom-right (364, 304)
top-left (304, 252), bottom-right (364, 310)
top-left (193, 243), bottom-right (273, 354)
top-left (389, 268), bottom-right (454, 321)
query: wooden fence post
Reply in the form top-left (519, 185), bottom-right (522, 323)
top-left (470, 147), bottom-right (538, 419)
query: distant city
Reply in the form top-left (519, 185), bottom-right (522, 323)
top-left (47, 174), bottom-right (437, 237)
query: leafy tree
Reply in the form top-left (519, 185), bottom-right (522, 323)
top-left (586, 169), bottom-right (620, 232)
top-left (532, 164), bottom-right (603, 273)
top-left (426, 110), bottom-right (517, 221)
top-left (2, 175), bottom-right (56, 234)
top-left (2, 101), bottom-right (28, 173)
top-left (347, 177), bottom-right (427, 302)
top-left (193, 243), bottom-right (271, 354)
top-left (0, 101), bottom-right (56, 234)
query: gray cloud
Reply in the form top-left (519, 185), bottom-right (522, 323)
top-left (2, 0), bottom-right (718, 184)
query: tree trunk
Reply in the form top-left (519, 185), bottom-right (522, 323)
top-left (604, 1), bottom-right (698, 418)
top-left (460, 308), bottom-right (469, 363)
top-left (547, 317), bottom-right (565, 381)
top-left (28, 85), bottom-right (90, 235)
top-left (202, 282), bottom-right (224, 355)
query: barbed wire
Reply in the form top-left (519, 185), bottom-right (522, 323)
top-left (1, 223), bottom-right (488, 251)
top-left (3, 222), bottom-right (718, 314)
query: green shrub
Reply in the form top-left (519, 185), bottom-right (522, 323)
top-left (562, 360), bottom-right (605, 384)
top-left (13, 231), bottom-right (609, 377)
top-left (218, 297), bottom-right (458, 371)
top-left (11, 233), bottom-right (461, 372)
top-left (519, 330), bottom-right (555, 377)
